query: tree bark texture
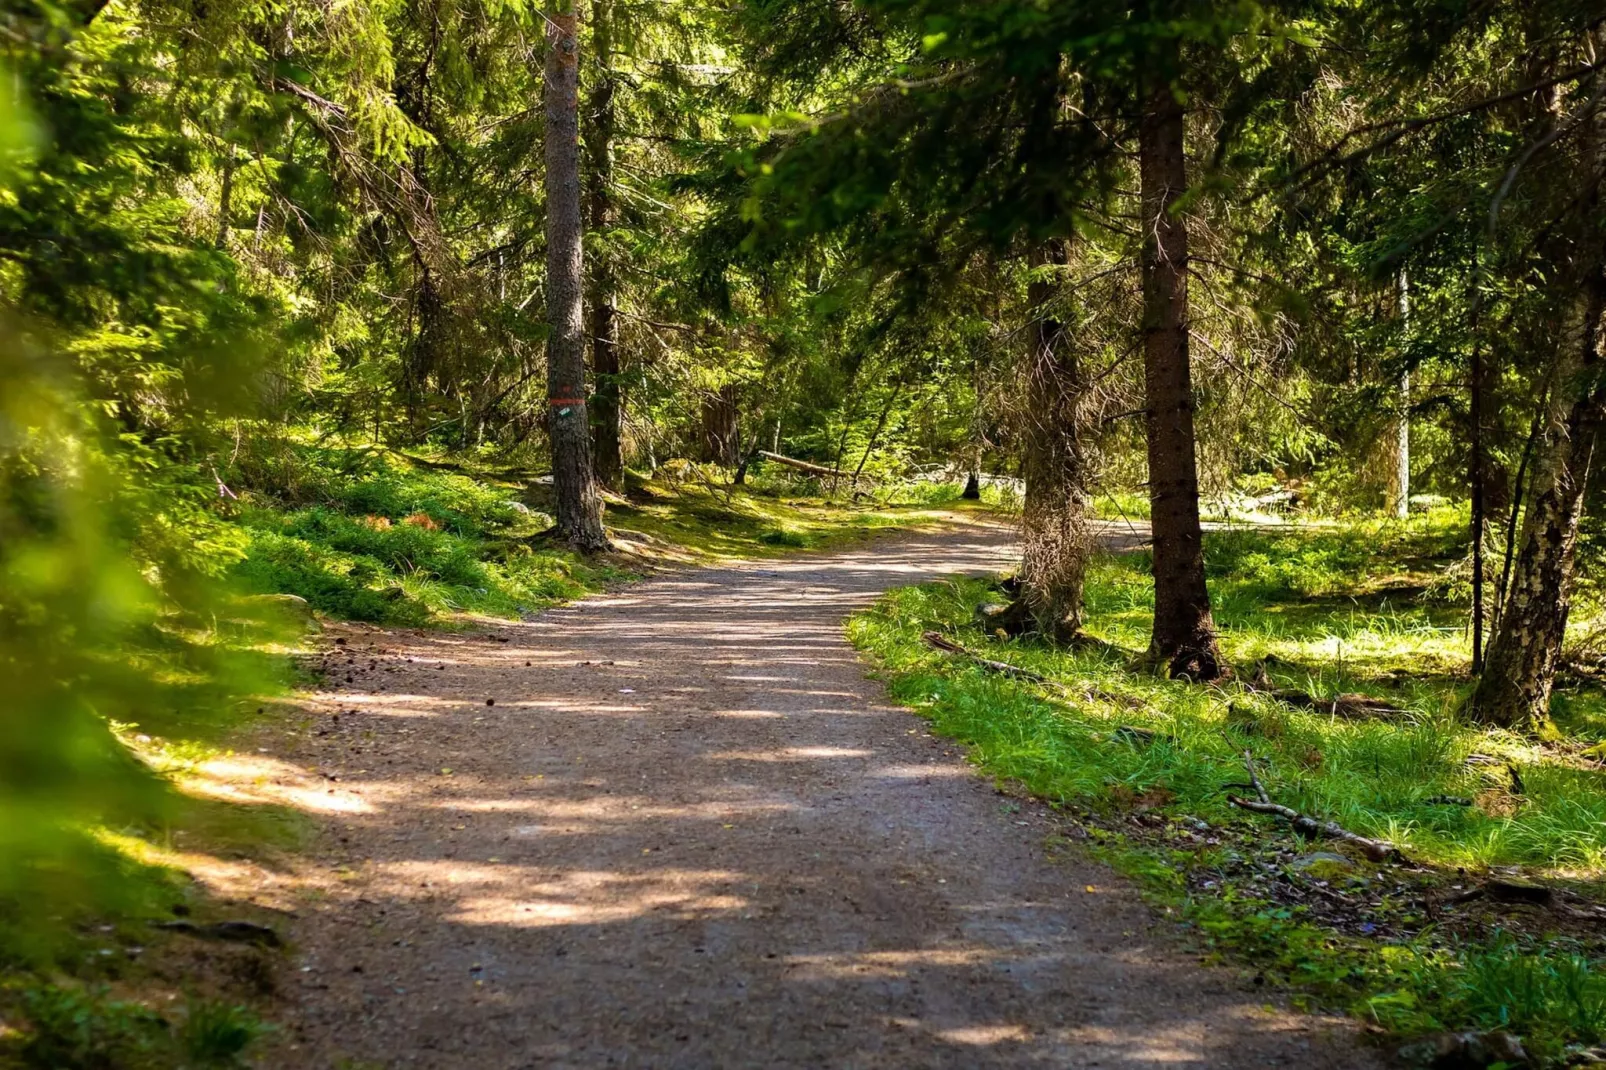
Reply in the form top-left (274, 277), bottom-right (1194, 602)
top-left (1391, 271), bottom-right (1410, 519)
top-left (585, 0), bottom-right (622, 488)
top-left (1139, 71), bottom-right (1221, 680)
top-left (699, 385), bottom-right (740, 466)
top-left (542, 3), bottom-right (608, 550)
top-left (1019, 238), bottom-right (1092, 644)
top-left (1469, 47), bottom-right (1606, 726)
top-left (1468, 263), bottom-right (1606, 727)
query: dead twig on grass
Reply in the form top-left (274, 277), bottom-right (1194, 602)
top-left (1435, 879), bottom-right (1606, 922)
top-left (1227, 751), bottom-right (1399, 863)
top-left (922, 631), bottom-right (1050, 684)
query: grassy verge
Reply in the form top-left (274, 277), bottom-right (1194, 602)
top-left (849, 514), bottom-right (1606, 1063)
top-left (227, 446), bottom-right (1002, 626)
top-left (0, 647), bottom-right (302, 1069)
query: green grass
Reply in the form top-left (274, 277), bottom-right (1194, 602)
top-left (849, 517), bottom-right (1606, 1059)
top-left (226, 447), bottom-right (995, 627)
top-left (2, 985), bottom-right (265, 1068)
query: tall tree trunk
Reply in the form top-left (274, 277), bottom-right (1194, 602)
top-left (542, 0), bottom-right (608, 550)
top-left (1466, 264), bottom-right (1606, 728)
top-left (585, 0), bottom-right (622, 489)
top-left (1470, 276), bottom-right (1488, 671)
top-left (1391, 270), bottom-right (1411, 519)
top-left (1139, 69), bottom-right (1221, 680)
top-left (1019, 238), bottom-right (1092, 643)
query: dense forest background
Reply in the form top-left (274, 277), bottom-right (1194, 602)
top-left (6, 0), bottom-right (1606, 1062)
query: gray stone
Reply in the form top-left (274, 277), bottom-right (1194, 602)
top-left (1291, 851), bottom-right (1356, 873)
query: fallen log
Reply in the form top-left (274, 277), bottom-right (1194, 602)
top-left (756, 451), bottom-right (871, 484)
top-left (921, 631), bottom-right (1049, 684)
top-left (1228, 751), bottom-right (1398, 862)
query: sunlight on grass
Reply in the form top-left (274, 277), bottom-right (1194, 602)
top-left (849, 517), bottom-right (1606, 1056)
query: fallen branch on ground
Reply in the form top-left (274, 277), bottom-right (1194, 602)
top-left (921, 631), bottom-right (1050, 684)
top-left (1243, 660), bottom-right (1406, 718)
top-left (1227, 751), bottom-right (1398, 863)
top-left (1436, 879), bottom-right (1606, 922)
top-left (757, 450), bottom-right (873, 484)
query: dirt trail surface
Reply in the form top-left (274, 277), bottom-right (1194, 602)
top-left (262, 519), bottom-right (1380, 1068)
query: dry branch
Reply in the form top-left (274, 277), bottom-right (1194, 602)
top-left (921, 631), bottom-right (1050, 684)
top-left (757, 450), bottom-right (871, 483)
top-left (1228, 752), bottom-right (1398, 862)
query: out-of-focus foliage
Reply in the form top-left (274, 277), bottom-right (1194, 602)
top-left (0, 53), bottom-right (278, 951)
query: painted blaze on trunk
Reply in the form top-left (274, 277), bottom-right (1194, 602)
top-left (542, 1), bottom-right (609, 551)
top-left (1139, 74), bottom-right (1221, 680)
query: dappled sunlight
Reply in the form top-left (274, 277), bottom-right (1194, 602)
top-left (255, 523), bottom-right (1373, 1067)
top-left (433, 867), bottom-right (752, 927)
top-left (181, 754), bottom-right (377, 815)
top-left (873, 762), bottom-right (974, 779)
top-left (706, 746), bottom-right (876, 762)
top-left (932, 1023), bottom-right (1033, 1045)
top-left (782, 947), bottom-right (1001, 980)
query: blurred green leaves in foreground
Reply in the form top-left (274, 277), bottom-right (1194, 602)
top-left (0, 72), bottom-right (281, 956)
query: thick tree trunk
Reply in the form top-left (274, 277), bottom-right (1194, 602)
top-left (542, 2), bottom-right (609, 551)
top-left (1467, 265), bottom-right (1606, 728)
top-left (1019, 238), bottom-right (1092, 643)
top-left (1139, 71), bottom-right (1221, 680)
top-left (585, 0), bottom-right (622, 489)
top-left (699, 385), bottom-right (739, 466)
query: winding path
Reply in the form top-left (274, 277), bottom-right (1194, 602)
top-left (268, 519), bottom-right (1378, 1068)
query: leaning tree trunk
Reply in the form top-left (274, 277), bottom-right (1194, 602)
top-left (1140, 68), bottom-right (1222, 681)
top-left (1466, 265), bottom-right (1606, 728)
top-left (542, 0), bottom-right (609, 551)
top-left (585, 0), bottom-right (622, 489)
top-left (1018, 238), bottom-right (1092, 644)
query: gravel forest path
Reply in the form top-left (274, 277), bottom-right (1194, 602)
top-left (267, 518), bottom-right (1379, 1068)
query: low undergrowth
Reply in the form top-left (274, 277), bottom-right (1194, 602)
top-left (226, 444), bottom-right (985, 627)
top-left (849, 518), bottom-right (1606, 1064)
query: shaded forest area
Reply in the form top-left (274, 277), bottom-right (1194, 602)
top-left (5, 0), bottom-right (1606, 1063)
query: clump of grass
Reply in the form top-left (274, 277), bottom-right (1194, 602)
top-left (180, 999), bottom-right (265, 1065)
top-left (849, 520), bottom-right (1606, 1057)
top-left (1, 986), bottom-right (267, 1068)
top-left (757, 528), bottom-right (810, 548)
